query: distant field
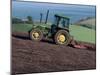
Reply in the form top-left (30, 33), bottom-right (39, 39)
top-left (75, 18), bottom-right (96, 30)
top-left (12, 24), bottom-right (96, 44)
top-left (12, 24), bottom-right (33, 32)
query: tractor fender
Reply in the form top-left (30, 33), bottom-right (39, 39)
top-left (28, 28), bottom-right (33, 34)
top-left (57, 27), bottom-right (69, 33)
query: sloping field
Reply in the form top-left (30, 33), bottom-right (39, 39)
top-left (12, 32), bottom-right (96, 74)
top-left (69, 25), bottom-right (95, 44)
top-left (75, 18), bottom-right (96, 29)
top-left (76, 18), bottom-right (96, 26)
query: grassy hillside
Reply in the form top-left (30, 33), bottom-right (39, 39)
top-left (12, 24), bottom-right (96, 44)
top-left (75, 17), bottom-right (96, 30)
top-left (12, 24), bottom-right (33, 32)
top-left (70, 25), bottom-right (95, 44)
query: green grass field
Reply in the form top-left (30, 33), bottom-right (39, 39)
top-left (12, 24), bottom-right (33, 32)
top-left (70, 25), bottom-right (95, 44)
top-left (12, 24), bottom-right (96, 44)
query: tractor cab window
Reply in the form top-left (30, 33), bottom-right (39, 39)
top-left (59, 18), bottom-right (69, 28)
top-left (53, 16), bottom-right (60, 26)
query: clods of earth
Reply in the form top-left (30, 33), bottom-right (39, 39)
top-left (12, 32), bottom-right (96, 75)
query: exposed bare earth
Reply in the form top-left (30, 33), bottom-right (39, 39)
top-left (12, 32), bottom-right (96, 75)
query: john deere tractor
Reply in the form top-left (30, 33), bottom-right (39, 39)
top-left (29, 13), bottom-right (71, 45)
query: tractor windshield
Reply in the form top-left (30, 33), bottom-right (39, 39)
top-left (59, 18), bottom-right (69, 28)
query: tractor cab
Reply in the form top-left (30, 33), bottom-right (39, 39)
top-left (51, 14), bottom-right (70, 34)
top-left (54, 14), bottom-right (70, 29)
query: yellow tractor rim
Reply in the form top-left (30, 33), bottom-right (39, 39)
top-left (57, 34), bottom-right (66, 44)
top-left (32, 32), bottom-right (39, 39)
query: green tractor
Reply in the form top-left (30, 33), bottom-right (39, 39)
top-left (29, 13), bottom-right (72, 45)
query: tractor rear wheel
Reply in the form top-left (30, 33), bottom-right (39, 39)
top-left (54, 30), bottom-right (70, 45)
top-left (30, 29), bottom-right (43, 41)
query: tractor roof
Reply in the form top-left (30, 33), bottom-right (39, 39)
top-left (55, 14), bottom-right (70, 19)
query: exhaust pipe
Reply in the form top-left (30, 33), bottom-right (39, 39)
top-left (45, 10), bottom-right (49, 24)
top-left (40, 13), bottom-right (43, 23)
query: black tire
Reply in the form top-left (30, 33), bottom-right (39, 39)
top-left (30, 29), bottom-right (43, 41)
top-left (54, 30), bottom-right (70, 45)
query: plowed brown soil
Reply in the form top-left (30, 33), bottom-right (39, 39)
top-left (12, 32), bottom-right (96, 75)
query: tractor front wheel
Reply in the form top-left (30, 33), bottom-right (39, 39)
top-left (54, 30), bottom-right (70, 45)
top-left (30, 29), bottom-right (43, 41)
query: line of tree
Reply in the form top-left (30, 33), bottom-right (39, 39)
top-left (12, 16), bottom-right (33, 24)
top-left (12, 17), bottom-right (24, 24)
top-left (26, 16), bottom-right (33, 24)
